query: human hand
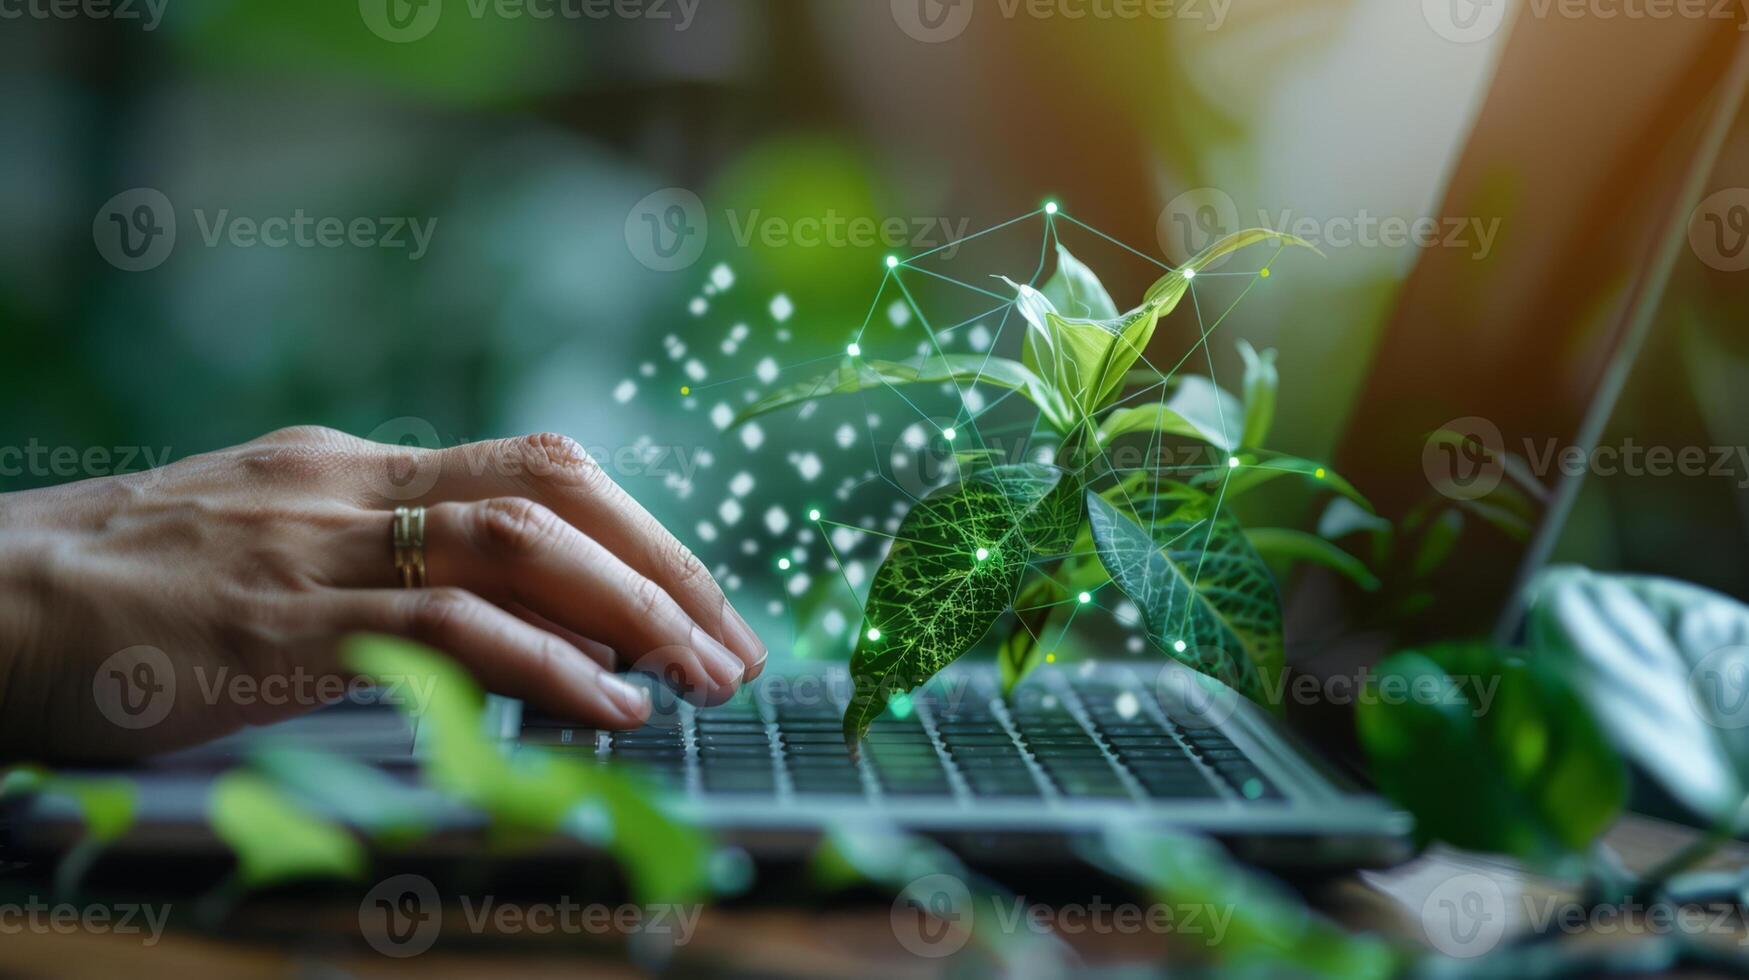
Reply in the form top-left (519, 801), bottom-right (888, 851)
top-left (0, 428), bottom-right (765, 761)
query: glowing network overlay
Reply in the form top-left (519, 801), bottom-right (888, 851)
top-left (680, 202), bottom-right (1298, 665)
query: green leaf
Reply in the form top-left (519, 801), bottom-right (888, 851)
top-left (1245, 528), bottom-right (1380, 592)
top-left (1411, 508), bottom-right (1464, 579)
top-left (1143, 228), bottom-right (1321, 307)
top-left (1356, 643), bottom-right (1626, 862)
top-left (1525, 567), bottom-right (1749, 829)
top-left (1085, 486), bottom-right (1282, 704)
top-left (1091, 828), bottom-right (1399, 979)
top-left (1318, 498), bottom-right (1392, 541)
top-left (344, 635), bottom-right (713, 901)
top-left (734, 353), bottom-right (1067, 431)
top-left (1098, 375), bottom-right (1241, 451)
top-left (0, 768), bottom-right (138, 844)
top-left (209, 771), bottom-right (367, 889)
top-left (845, 464), bottom-right (1081, 744)
top-left (1236, 340), bottom-right (1277, 448)
top-left (1202, 450), bottom-right (1373, 511)
top-left (1039, 242), bottom-right (1119, 321)
top-left (250, 747), bottom-right (438, 844)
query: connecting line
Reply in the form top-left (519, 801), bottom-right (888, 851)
top-left (1180, 468), bottom-right (1234, 638)
top-left (852, 269), bottom-right (896, 345)
top-left (905, 207), bottom-right (1046, 264)
top-left (1153, 244), bottom-right (1285, 382)
top-left (689, 351), bottom-right (840, 393)
top-left (1056, 211), bottom-right (1174, 272)
top-left (816, 518), bottom-right (966, 554)
top-left (816, 515), bottom-right (865, 610)
top-left (1190, 282), bottom-right (1234, 451)
top-left (895, 263), bottom-right (1015, 305)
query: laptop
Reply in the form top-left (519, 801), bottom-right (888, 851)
top-left (10, 13), bottom-right (1745, 873)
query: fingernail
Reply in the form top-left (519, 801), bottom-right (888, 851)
top-left (602, 673), bottom-right (650, 719)
top-left (691, 624), bottom-right (746, 689)
top-left (720, 598), bottom-right (768, 673)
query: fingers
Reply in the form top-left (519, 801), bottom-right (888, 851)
top-left (414, 434), bottom-right (767, 681)
top-left (423, 497), bottom-right (748, 706)
top-left (320, 587), bottom-right (651, 729)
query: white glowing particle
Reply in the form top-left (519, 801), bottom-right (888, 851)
top-left (740, 422), bottom-right (765, 451)
top-left (731, 322), bottom-right (750, 342)
top-left (710, 402), bottom-right (733, 430)
top-left (787, 573), bottom-right (811, 596)
top-left (711, 263), bottom-right (735, 290)
top-left (901, 423), bottom-right (927, 450)
top-left (689, 297), bottom-right (708, 316)
top-left (718, 499), bottom-right (743, 525)
top-left (639, 362), bottom-right (656, 377)
top-left (1114, 691), bottom-right (1140, 720)
top-left (695, 521), bottom-right (717, 542)
top-left (796, 453), bottom-right (822, 481)
top-left (770, 294), bottom-right (794, 322)
top-left (755, 357), bottom-right (779, 384)
top-left (729, 471), bottom-right (754, 497)
top-left (764, 506), bottom-right (790, 535)
top-left (835, 423), bottom-right (856, 449)
top-left (969, 324), bottom-right (992, 350)
top-left (822, 609), bottom-right (846, 636)
top-left (1173, 639), bottom-right (1188, 653)
top-left (613, 380), bottom-right (637, 404)
top-left (684, 359), bottom-right (707, 381)
top-left (887, 300), bottom-right (912, 327)
top-left (845, 561), bottom-right (866, 588)
top-left (832, 526), bottom-right (859, 552)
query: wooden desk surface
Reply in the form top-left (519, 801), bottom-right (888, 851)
top-left (2, 814), bottom-right (1744, 978)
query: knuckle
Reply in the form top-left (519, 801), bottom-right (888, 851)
top-left (662, 536), bottom-right (716, 596)
top-left (515, 432), bottom-right (602, 488)
top-left (474, 497), bottom-right (562, 558)
top-left (625, 574), bottom-right (677, 627)
top-left (235, 444), bottom-right (337, 484)
top-left (407, 587), bottom-right (477, 640)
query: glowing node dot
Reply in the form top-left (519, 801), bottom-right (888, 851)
top-left (807, 508), bottom-right (822, 522)
top-left (777, 557), bottom-right (791, 570)
top-left (1045, 652), bottom-right (1057, 664)
top-left (1044, 201), bottom-right (1059, 215)
top-left (1173, 639), bottom-right (1188, 653)
top-left (1227, 456), bottom-right (1241, 469)
top-left (942, 427), bottom-right (957, 441)
top-left (866, 627), bottom-right (882, 642)
top-left (1259, 268), bottom-right (1272, 279)
top-left (679, 385), bottom-right (690, 396)
top-left (1077, 591), bottom-right (1092, 605)
top-left (846, 342), bottom-right (861, 357)
top-left (1314, 467), bottom-right (1327, 479)
top-left (885, 255), bottom-right (899, 269)
top-left (974, 547), bottom-right (990, 562)
top-left (1183, 268), bottom-right (1197, 280)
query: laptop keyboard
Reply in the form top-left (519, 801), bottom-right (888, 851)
top-left (518, 668), bottom-right (1282, 805)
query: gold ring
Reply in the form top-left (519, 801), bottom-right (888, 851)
top-left (392, 506), bottom-right (427, 589)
